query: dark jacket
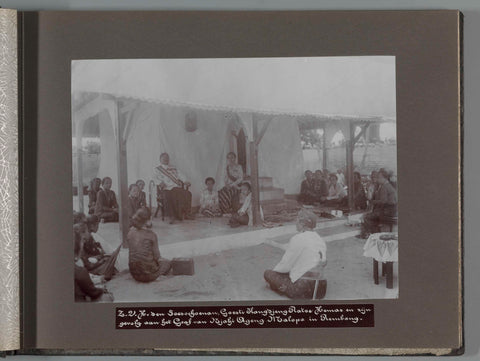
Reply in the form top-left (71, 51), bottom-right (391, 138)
top-left (94, 188), bottom-right (118, 216)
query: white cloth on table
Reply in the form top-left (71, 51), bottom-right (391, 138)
top-left (273, 231), bottom-right (327, 283)
top-left (363, 232), bottom-right (398, 262)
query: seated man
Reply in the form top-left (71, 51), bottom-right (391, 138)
top-left (263, 210), bottom-right (327, 299)
top-left (299, 170), bottom-right (319, 205)
top-left (94, 177), bottom-right (119, 223)
top-left (359, 168), bottom-right (397, 238)
top-left (153, 152), bottom-right (193, 224)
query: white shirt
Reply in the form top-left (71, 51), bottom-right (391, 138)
top-left (153, 163), bottom-right (186, 191)
top-left (273, 231), bottom-right (327, 282)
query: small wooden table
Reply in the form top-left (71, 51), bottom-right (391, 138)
top-left (363, 232), bottom-right (398, 289)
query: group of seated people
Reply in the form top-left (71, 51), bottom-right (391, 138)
top-left (73, 206), bottom-right (176, 300)
top-left (299, 168), bottom-right (367, 210)
top-left (86, 151), bottom-right (259, 229)
top-left (88, 177), bottom-right (147, 226)
top-left (298, 166), bottom-right (397, 239)
top-left (154, 151), bottom-right (259, 227)
top-left (74, 205), bottom-right (328, 300)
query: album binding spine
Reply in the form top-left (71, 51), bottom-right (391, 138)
top-left (0, 8), bottom-right (20, 353)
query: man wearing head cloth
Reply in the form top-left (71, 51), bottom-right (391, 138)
top-left (153, 152), bottom-right (194, 224)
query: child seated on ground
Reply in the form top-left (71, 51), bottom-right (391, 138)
top-left (263, 209), bottom-right (327, 299)
top-left (199, 177), bottom-right (222, 217)
top-left (94, 177), bottom-right (119, 223)
top-left (136, 179), bottom-right (147, 207)
top-left (229, 182), bottom-right (252, 227)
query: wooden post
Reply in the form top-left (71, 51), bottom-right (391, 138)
top-left (112, 101), bottom-right (130, 247)
top-left (322, 125), bottom-right (327, 170)
top-left (75, 119), bottom-right (85, 213)
top-left (249, 115), bottom-right (261, 226)
top-left (346, 121), bottom-right (355, 211)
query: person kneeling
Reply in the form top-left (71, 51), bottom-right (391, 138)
top-left (263, 210), bottom-right (327, 299)
top-left (127, 208), bottom-right (171, 283)
top-left (229, 182), bottom-right (254, 228)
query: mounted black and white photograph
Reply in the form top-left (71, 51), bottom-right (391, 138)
top-left (71, 57), bottom-right (398, 303)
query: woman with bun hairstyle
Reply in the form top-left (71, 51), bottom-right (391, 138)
top-left (127, 207), bottom-right (171, 282)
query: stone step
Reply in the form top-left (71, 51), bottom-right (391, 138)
top-left (258, 177), bottom-right (273, 188)
top-left (244, 176), bottom-right (273, 188)
top-left (259, 187), bottom-right (284, 201)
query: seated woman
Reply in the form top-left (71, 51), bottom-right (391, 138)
top-left (127, 208), bottom-right (171, 283)
top-left (322, 173), bottom-right (347, 207)
top-left (218, 152), bottom-right (244, 214)
top-left (74, 226), bottom-right (104, 302)
top-left (263, 210), bottom-right (327, 299)
top-left (127, 183), bottom-right (141, 227)
top-left (353, 171), bottom-right (368, 210)
top-left (228, 182), bottom-right (263, 228)
top-left (199, 177), bottom-right (222, 217)
top-left (136, 179), bottom-right (147, 207)
top-left (87, 177), bottom-right (101, 215)
top-left (94, 177), bottom-right (119, 223)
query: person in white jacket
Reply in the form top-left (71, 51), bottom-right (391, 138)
top-left (263, 209), bottom-right (327, 299)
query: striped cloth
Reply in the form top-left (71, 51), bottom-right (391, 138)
top-left (218, 186), bottom-right (240, 214)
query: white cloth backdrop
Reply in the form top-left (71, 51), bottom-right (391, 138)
top-left (96, 101), bottom-right (304, 206)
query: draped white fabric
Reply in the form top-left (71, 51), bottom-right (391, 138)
top-left (73, 57), bottom-right (396, 205)
top-left (93, 101), bottom-right (304, 206)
